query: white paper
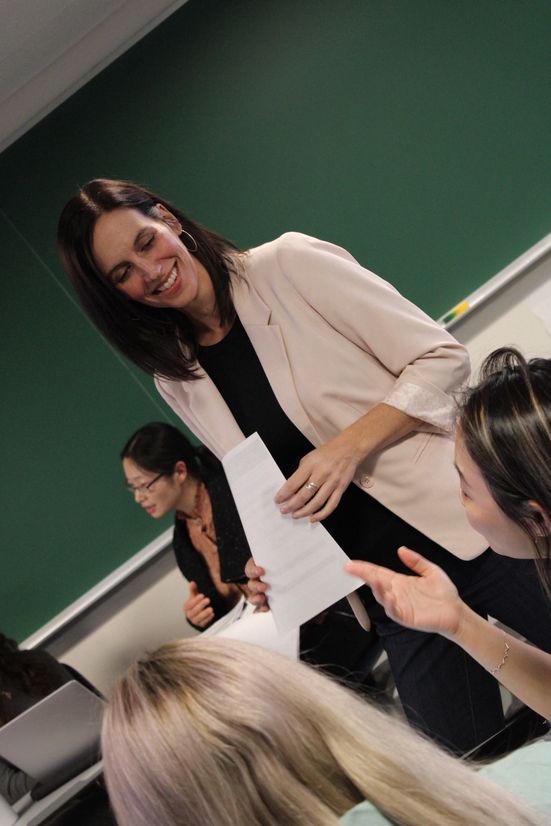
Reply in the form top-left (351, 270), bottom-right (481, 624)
top-left (202, 597), bottom-right (300, 660)
top-left (222, 433), bottom-right (364, 634)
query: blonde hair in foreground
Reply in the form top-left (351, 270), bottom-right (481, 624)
top-left (102, 638), bottom-right (543, 826)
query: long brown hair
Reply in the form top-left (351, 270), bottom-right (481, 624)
top-left (57, 179), bottom-right (240, 380)
top-left (102, 638), bottom-right (544, 826)
top-left (460, 348), bottom-right (551, 592)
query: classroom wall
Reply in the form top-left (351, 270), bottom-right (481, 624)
top-left (452, 250), bottom-right (551, 365)
top-left (46, 549), bottom-right (192, 695)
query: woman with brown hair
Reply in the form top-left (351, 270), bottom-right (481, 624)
top-left (58, 178), bottom-right (551, 753)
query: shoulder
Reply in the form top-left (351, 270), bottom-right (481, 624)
top-left (340, 800), bottom-right (393, 825)
top-left (243, 232), bottom-right (309, 273)
top-left (479, 740), bottom-right (551, 815)
top-left (243, 232), bottom-right (363, 293)
top-left (247, 231), bottom-right (314, 257)
top-left (246, 231), bottom-right (356, 266)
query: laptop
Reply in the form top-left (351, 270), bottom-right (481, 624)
top-left (0, 681), bottom-right (104, 795)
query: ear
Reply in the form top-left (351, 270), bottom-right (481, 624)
top-left (174, 460), bottom-right (188, 482)
top-left (155, 203), bottom-right (183, 235)
top-left (527, 500), bottom-right (551, 535)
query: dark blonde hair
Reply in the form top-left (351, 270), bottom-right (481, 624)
top-left (102, 638), bottom-right (544, 826)
top-left (460, 348), bottom-right (551, 591)
top-left (57, 178), bottom-right (239, 380)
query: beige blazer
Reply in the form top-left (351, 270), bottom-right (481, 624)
top-left (156, 233), bottom-right (486, 560)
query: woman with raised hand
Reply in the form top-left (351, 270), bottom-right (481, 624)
top-left (58, 178), bottom-right (551, 753)
top-left (101, 637), bottom-right (546, 826)
top-left (346, 348), bottom-right (551, 721)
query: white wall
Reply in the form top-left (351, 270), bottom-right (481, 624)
top-left (451, 249), bottom-right (551, 365)
top-left (46, 549), bottom-right (193, 696)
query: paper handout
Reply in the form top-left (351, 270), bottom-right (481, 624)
top-left (222, 433), bottom-right (364, 634)
top-left (202, 597), bottom-right (300, 660)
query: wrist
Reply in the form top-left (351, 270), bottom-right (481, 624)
top-left (339, 423), bottom-right (373, 464)
top-left (449, 602), bottom-right (480, 645)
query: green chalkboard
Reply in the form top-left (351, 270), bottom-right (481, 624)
top-left (1, 0), bottom-right (550, 640)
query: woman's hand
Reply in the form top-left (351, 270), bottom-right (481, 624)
top-left (274, 432), bottom-right (361, 522)
top-left (274, 405), bottom-right (420, 522)
top-left (244, 557), bottom-right (270, 611)
top-left (184, 581), bottom-right (215, 628)
top-left (345, 547), bottom-right (466, 639)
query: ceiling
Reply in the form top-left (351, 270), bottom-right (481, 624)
top-left (0, 0), bottom-right (188, 153)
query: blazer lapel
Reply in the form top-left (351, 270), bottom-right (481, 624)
top-left (232, 279), bottom-right (321, 446)
top-left (183, 370), bottom-right (245, 457)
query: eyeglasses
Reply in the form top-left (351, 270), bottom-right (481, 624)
top-left (125, 472), bottom-right (165, 496)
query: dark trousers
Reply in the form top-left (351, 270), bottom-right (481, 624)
top-left (300, 598), bottom-right (382, 681)
top-left (327, 485), bottom-right (551, 754)
top-left (359, 532), bottom-right (551, 754)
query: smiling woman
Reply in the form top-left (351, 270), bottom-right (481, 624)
top-left (92, 206), bottom-right (207, 312)
top-left (58, 178), bottom-right (551, 755)
top-left (57, 179), bottom-right (238, 379)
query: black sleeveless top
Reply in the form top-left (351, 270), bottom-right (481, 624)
top-left (198, 317), bottom-right (409, 563)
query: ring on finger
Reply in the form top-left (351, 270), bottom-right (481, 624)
top-left (304, 480), bottom-right (319, 493)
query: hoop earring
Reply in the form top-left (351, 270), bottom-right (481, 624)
top-left (180, 229), bottom-right (198, 252)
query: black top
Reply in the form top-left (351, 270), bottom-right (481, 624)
top-left (172, 451), bottom-right (251, 628)
top-left (198, 318), bottom-right (393, 562)
top-left (199, 317), bottom-right (312, 479)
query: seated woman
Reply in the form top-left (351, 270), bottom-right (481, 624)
top-left (101, 636), bottom-right (545, 826)
top-left (344, 348), bottom-right (551, 806)
top-left (0, 633), bottom-right (94, 804)
top-left (122, 422), bottom-right (250, 629)
top-left (122, 422), bottom-right (375, 676)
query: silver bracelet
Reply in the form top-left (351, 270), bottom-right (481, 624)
top-left (489, 641), bottom-right (511, 676)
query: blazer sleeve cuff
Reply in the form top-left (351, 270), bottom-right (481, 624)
top-left (384, 381), bottom-right (458, 432)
